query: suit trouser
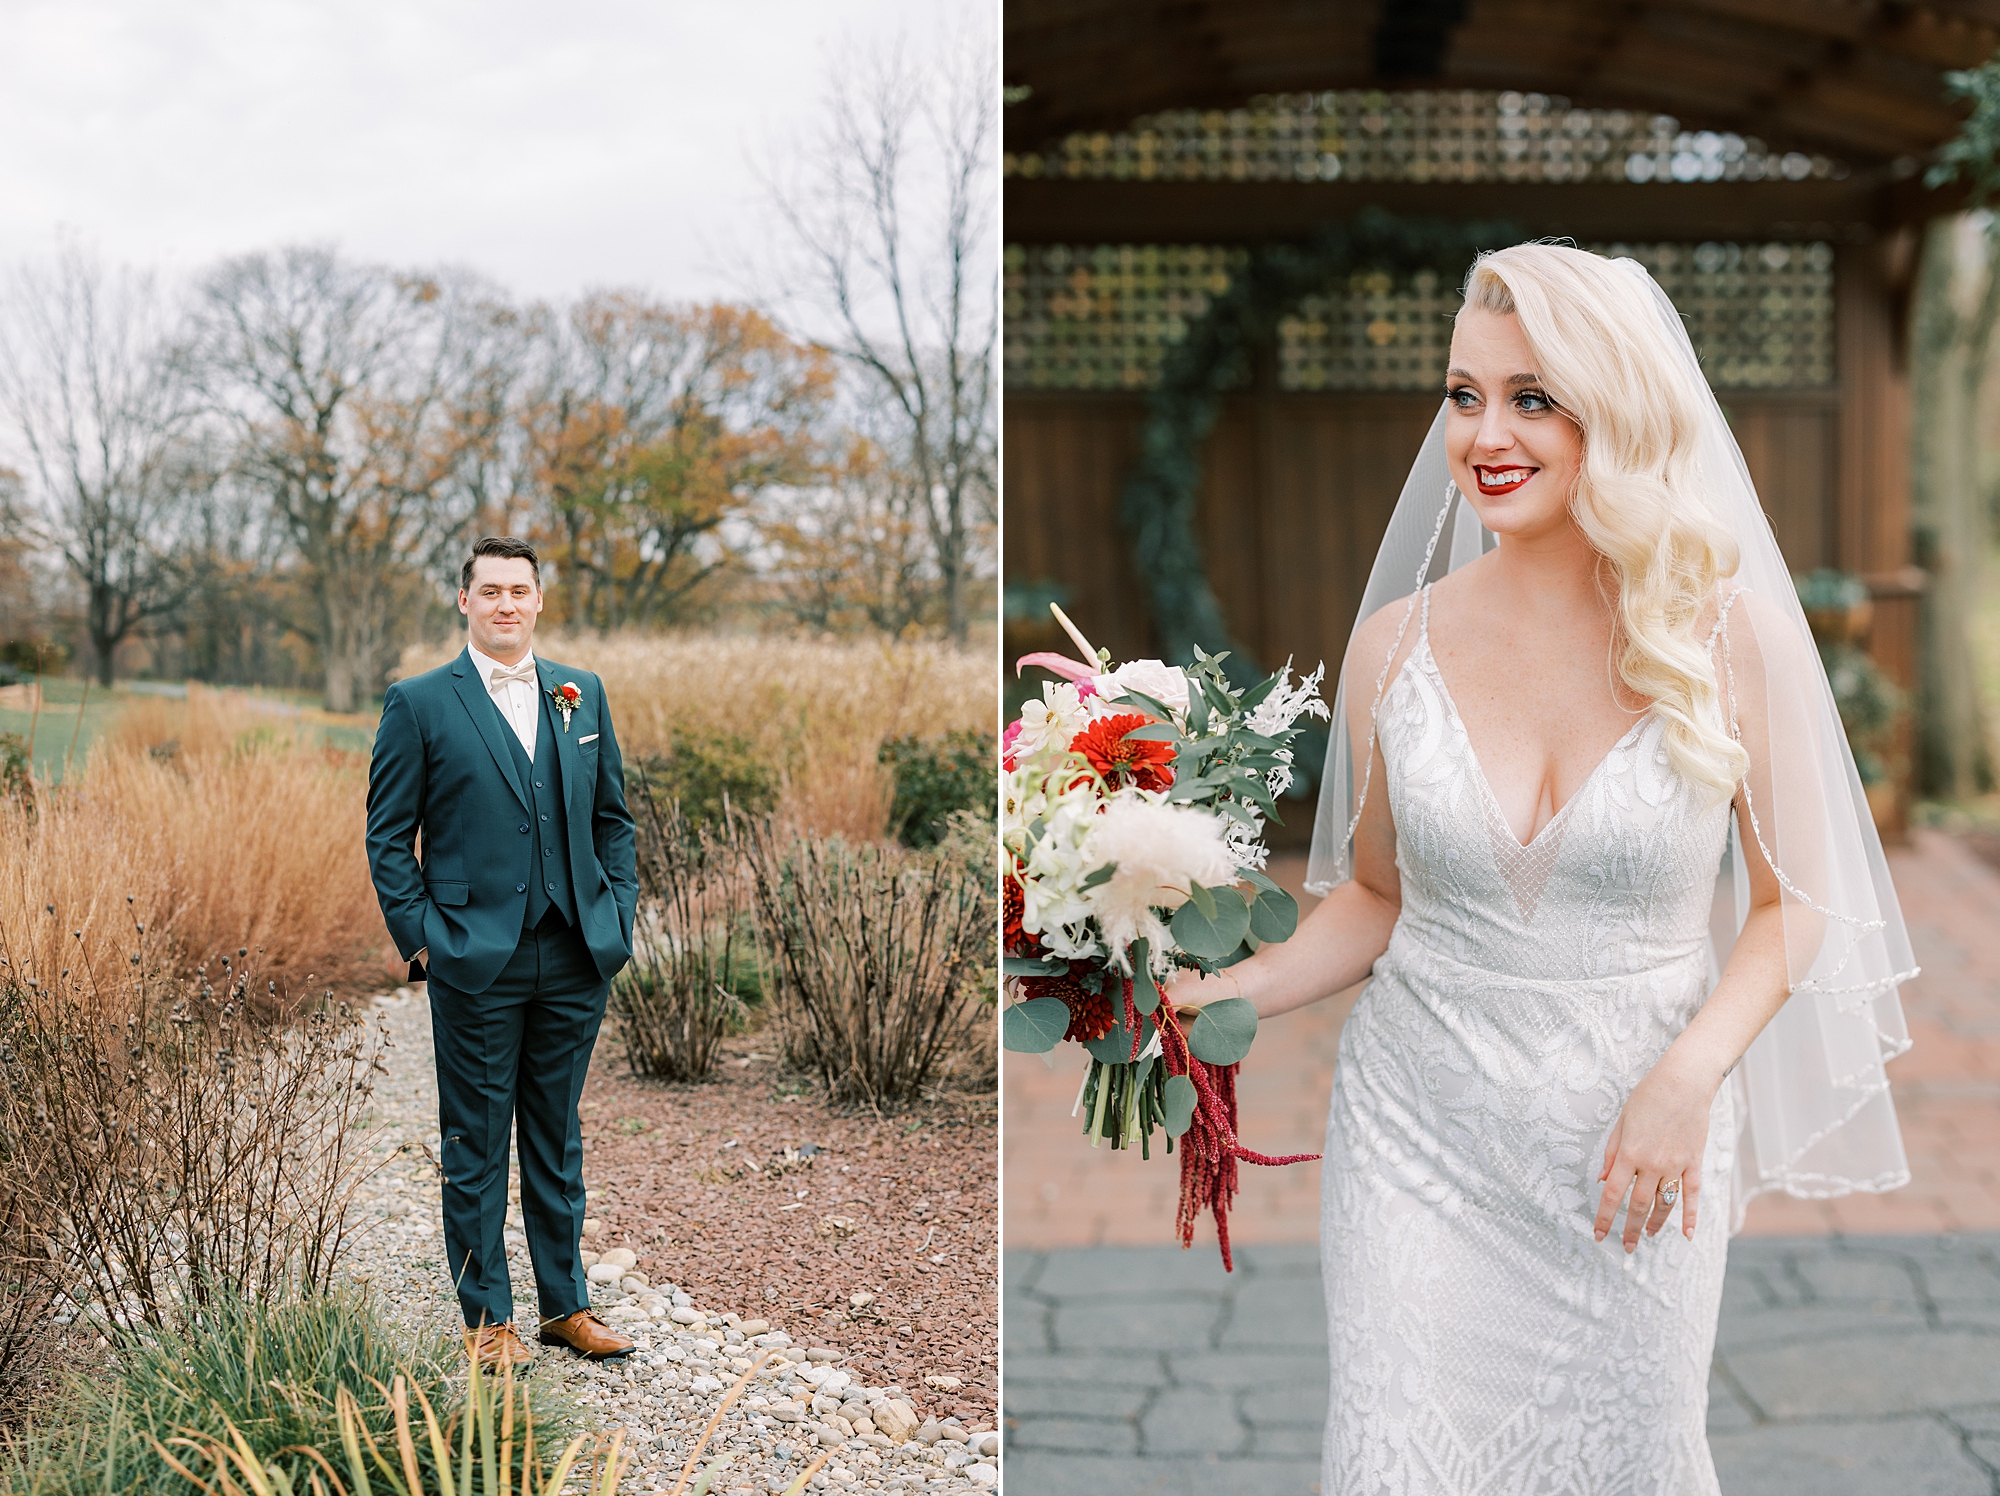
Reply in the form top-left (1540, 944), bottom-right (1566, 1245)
top-left (427, 912), bottom-right (607, 1328)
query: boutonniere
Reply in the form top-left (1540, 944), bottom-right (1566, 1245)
top-left (547, 681), bottom-right (581, 733)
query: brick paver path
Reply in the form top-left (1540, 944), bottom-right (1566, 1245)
top-left (1004, 828), bottom-right (2000, 1250)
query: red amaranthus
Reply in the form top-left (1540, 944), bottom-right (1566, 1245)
top-left (1070, 713), bottom-right (1175, 792)
top-left (1142, 987), bottom-right (1319, 1272)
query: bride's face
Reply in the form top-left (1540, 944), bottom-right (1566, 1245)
top-left (1444, 307), bottom-right (1583, 540)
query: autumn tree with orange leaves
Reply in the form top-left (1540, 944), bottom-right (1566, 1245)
top-left (516, 294), bottom-right (833, 633)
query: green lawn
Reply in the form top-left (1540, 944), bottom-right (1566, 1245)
top-left (0, 679), bottom-right (132, 782)
top-left (0, 680), bottom-right (377, 781)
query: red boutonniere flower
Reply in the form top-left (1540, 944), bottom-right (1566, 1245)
top-left (548, 681), bottom-right (582, 733)
top-left (1070, 712), bottom-right (1175, 792)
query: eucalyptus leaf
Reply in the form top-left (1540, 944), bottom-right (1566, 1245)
top-left (1183, 995), bottom-right (1258, 1066)
top-left (1120, 723), bottom-right (1182, 743)
top-left (1081, 863), bottom-right (1118, 889)
top-left (1001, 956), bottom-right (1066, 977)
top-left (1082, 1011), bottom-right (1140, 1064)
top-left (1185, 881), bottom-right (1218, 919)
top-left (1172, 883), bottom-right (1249, 959)
top-left (1130, 938), bottom-right (1161, 1015)
top-left (1161, 1073), bottom-right (1198, 1138)
top-left (1002, 996), bottom-right (1071, 1053)
top-left (1248, 884), bottom-right (1299, 943)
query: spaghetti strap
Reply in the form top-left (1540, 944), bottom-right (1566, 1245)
top-left (1418, 583), bottom-right (1433, 646)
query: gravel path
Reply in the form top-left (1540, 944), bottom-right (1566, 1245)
top-left (346, 989), bottom-right (1000, 1494)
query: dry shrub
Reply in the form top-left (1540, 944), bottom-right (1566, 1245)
top-left (610, 795), bottom-right (758, 1082)
top-left (742, 822), bottom-right (994, 1105)
top-left (0, 686), bottom-right (384, 1007)
top-left (399, 632), bottom-right (994, 840)
top-left (0, 951), bottom-right (382, 1334)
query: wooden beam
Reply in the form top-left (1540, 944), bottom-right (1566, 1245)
top-left (1004, 178), bottom-right (1899, 243)
top-left (1003, 0), bottom-right (1992, 158)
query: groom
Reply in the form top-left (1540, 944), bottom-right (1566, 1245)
top-left (366, 535), bottom-right (638, 1367)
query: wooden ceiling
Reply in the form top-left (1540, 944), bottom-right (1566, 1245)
top-left (1004, 0), bottom-right (2000, 166)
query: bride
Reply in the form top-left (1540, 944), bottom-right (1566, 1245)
top-left (1171, 243), bottom-right (1915, 1494)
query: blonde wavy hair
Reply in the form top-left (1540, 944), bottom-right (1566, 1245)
top-left (1459, 242), bottom-right (1749, 798)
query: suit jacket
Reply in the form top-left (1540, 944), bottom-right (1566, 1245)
top-left (365, 648), bottom-right (638, 995)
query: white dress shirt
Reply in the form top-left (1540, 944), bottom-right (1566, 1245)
top-left (467, 644), bottom-right (539, 757)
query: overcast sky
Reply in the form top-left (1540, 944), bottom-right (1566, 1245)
top-left (0, 0), bottom-right (985, 302)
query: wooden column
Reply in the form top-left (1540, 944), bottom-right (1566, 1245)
top-left (1835, 234), bottom-right (1921, 835)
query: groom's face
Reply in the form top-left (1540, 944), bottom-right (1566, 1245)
top-left (459, 556), bottom-right (543, 663)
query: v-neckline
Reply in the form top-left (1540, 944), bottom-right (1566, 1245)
top-left (1412, 635), bottom-right (1651, 852)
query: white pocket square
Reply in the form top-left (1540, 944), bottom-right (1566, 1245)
top-left (578, 733), bottom-right (599, 744)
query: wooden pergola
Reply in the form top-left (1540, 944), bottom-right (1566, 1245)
top-left (1003, 0), bottom-right (2000, 839)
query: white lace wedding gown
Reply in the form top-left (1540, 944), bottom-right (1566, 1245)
top-left (1322, 587), bottom-right (1734, 1495)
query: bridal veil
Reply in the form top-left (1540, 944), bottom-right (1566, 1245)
top-left (1304, 252), bottom-right (1914, 1229)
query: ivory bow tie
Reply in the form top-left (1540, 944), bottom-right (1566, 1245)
top-left (487, 660), bottom-right (538, 691)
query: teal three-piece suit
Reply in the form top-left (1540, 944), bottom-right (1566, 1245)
top-left (365, 648), bottom-right (637, 1329)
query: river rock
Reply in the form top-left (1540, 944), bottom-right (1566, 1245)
top-left (873, 1400), bottom-right (919, 1441)
top-left (598, 1247), bottom-right (637, 1270)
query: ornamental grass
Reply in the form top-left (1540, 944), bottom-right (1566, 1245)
top-left (0, 1285), bottom-right (602, 1496)
top-left (0, 686), bottom-right (387, 1015)
top-left (397, 633), bottom-right (994, 841)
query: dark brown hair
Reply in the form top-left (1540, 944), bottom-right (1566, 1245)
top-left (461, 535), bottom-right (540, 592)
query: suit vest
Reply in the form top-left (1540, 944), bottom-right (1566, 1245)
top-left (497, 686), bottom-right (578, 930)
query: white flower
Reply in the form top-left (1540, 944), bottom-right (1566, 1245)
top-left (1013, 681), bottom-right (1089, 760)
top-left (1015, 775), bottom-right (1104, 962)
top-left (1082, 790), bottom-right (1237, 970)
top-left (1093, 659), bottom-right (1191, 714)
top-left (1245, 658), bottom-right (1330, 738)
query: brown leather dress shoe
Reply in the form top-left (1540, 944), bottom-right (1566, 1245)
top-left (538, 1307), bottom-right (636, 1359)
top-left (468, 1322), bottom-right (533, 1369)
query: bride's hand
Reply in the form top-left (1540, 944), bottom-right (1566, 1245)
top-left (1159, 966), bottom-right (1243, 1013)
top-left (1593, 1051), bottom-right (1720, 1251)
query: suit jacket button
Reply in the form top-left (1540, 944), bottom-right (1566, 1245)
top-left (516, 883), bottom-right (527, 893)
top-left (546, 883), bottom-right (555, 892)
top-left (519, 824), bottom-right (529, 833)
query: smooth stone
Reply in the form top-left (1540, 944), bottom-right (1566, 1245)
top-left (620, 1272), bottom-right (650, 1292)
top-left (807, 1347), bottom-right (842, 1363)
top-left (670, 1307), bottom-right (704, 1325)
top-left (599, 1247), bottom-right (638, 1270)
top-left (587, 1263), bottom-right (625, 1285)
top-left (965, 1464), bottom-right (997, 1487)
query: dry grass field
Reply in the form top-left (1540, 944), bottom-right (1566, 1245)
top-left (0, 687), bottom-right (387, 1006)
top-left (398, 632), bottom-right (995, 839)
top-left (0, 635), bottom-right (994, 1005)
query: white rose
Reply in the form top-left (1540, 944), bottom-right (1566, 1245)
top-left (1093, 659), bottom-right (1190, 714)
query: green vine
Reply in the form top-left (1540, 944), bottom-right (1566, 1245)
top-left (1121, 208), bottom-right (1520, 678)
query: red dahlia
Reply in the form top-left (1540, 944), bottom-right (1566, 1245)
top-left (1002, 866), bottom-right (1030, 951)
top-left (1025, 965), bottom-right (1116, 1044)
top-left (1070, 713), bottom-right (1175, 793)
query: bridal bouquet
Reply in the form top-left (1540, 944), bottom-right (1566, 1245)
top-left (1001, 605), bottom-right (1329, 1269)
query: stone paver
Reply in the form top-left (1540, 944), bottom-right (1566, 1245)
top-left (1003, 1237), bottom-right (2000, 1495)
top-left (1005, 829), bottom-right (2000, 1250)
